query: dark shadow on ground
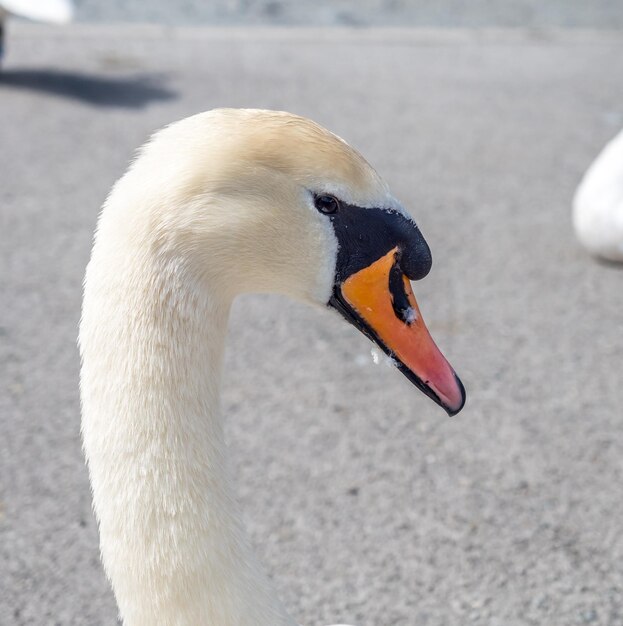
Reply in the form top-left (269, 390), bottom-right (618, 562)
top-left (596, 257), bottom-right (623, 271)
top-left (0, 69), bottom-right (176, 108)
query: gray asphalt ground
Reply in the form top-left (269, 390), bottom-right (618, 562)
top-left (1, 22), bottom-right (623, 626)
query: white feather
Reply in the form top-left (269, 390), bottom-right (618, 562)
top-left (573, 128), bottom-right (623, 262)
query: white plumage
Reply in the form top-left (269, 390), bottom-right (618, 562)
top-left (573, 128), bottom-right (623, 262)
top-left (0, 0), bottom-right (72, 24)
top-left (0, 0), bottom-right (73, 65)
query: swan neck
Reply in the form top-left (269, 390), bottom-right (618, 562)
top-left (80, 251), bottom-right (295, 626)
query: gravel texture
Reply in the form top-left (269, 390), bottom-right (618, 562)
top-left (1, 23), bottom-right (623, 626)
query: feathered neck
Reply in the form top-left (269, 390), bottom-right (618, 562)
top-left (80, 209), bottom-right (296, 626)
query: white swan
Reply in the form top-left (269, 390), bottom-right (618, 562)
top-left (0, 0), bottom-right (73, 65)
top-left (79, 108), bottom-right (465, 626)
top-left (0, 0), bottom-right (72, 23)
top-left (573, 128), bottom-right (623, 262)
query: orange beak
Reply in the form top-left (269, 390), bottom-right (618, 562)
top-left (332, 247), bottom-right (465, 415)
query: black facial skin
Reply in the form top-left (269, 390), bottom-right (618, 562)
top-left (319, 198), bottom-right (433, 284)
top-left (315, 194), bottom-right (465, 416)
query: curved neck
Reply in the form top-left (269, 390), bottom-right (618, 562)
top-left (80, 246), bottom-right (295, 626)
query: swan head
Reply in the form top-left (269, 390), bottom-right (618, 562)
top-left (110, 108), bottom-right (465, 415)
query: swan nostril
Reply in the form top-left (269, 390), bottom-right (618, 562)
top-left (389, 259), bottom-right (416, 324)
top-left (399, 239), bottom-right (432, 281)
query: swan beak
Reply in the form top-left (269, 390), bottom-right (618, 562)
top-left (330, 247), bottom-right (466, 416)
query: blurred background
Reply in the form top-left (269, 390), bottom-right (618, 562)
top-left (71, 0), bottom-right (623, 27)
top-left (1, 1), bottom-right (622, 625)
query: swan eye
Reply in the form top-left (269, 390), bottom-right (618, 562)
top-left (314, 194), bottom-right (340, 215)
